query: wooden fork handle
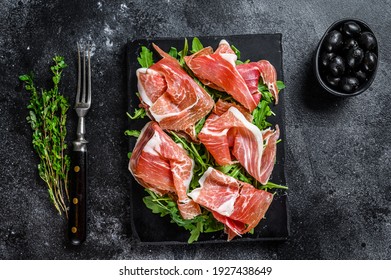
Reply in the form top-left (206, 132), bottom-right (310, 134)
top-left (68, 150), bottom-right (87, 245)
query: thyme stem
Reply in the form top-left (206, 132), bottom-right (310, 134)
top-left (19, 56), bottom-right (70, 218)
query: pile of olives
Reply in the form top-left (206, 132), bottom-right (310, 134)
top-left (319, 21), bottom-right (378, 93)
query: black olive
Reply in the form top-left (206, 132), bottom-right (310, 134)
top-left (320, 52), bottom-right (336, 68)
top-left (355, 69), bottom-right (368, 82)
top-left (341, 21), bottom-right (361, 37)
top-left (328, 56), bottom-right (345, 77)
top-left (362, 52), bottom-right (378, 72)
top-left (323, 30), bottom-right (344, 52)
top-left (346, 47), bottom-right (364, 69)
top-left (340, 76), bottom-right (360, 93)
top-left (326, 75), bottom-right (341, 88)
top-left (359, 32), bottom-right (377, 51)
top-left (343, 38), bottom-right (358, 53)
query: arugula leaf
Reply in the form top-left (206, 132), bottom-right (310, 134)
top-left (188, 223), bottom-right (202, 244)
top-left (124, 130), bottom-right (140, 138)
top-left (195, 117), bottom-right (206, 135)
top-left (253, 80), bottom-right (286, 130)
top-left (202, 211), bottom-right (225, 232)
top-left (235, 59), bottom-right (249, 65)
top-left (191, 37), bottom-right (204, 53)
top-left (231, 44), bottom-right (241, 60)
top-left (143, 192), bottom-right (171, 217)
top-left (259, 80), bottom-right (285, 101)
top-left (137, 46), bottom-right (154, 68)
top-left (127, 108), bottom-right (146, 120)
top-left (252, 100), bottom-right (272, 130)
top-left (260, 181), bottom-right (288, 191)
top-left (277, 80), bottom-right (286, 90)
top-left (258, 84), bottom-right (272, 103)
top-left (170, 132), bottom-right (210, 175)
top-left (142, 189), bottom-right (223, 243)
top-left (168, 47), bottom-right (178, 59)
top-left (178, 38), bottom-right (188, 66)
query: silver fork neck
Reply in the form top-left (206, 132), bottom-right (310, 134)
top-left (73, 116), bottom-right (88, 152)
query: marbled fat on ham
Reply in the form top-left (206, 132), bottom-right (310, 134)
top-left (129, 121), bottom-right (201, 219)
top-left (189, 167), bottom-right (273, 240)
top-left (137, 44), bottom-right (214, 140)
top-left (213, 99), bottom-right (253, 122)
top-left (236, 60), bottom-right (279, 104)
top-left (198, 106), bottom-right (279, 185)
top-left (185, 39), bottom-right (280, 110)
top-left (185, 40), bottom-right (259, 111)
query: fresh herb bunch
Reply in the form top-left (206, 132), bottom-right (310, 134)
top-left (19, 56), bottom-right (70, 218)
top-left (127, 38), bottom-right (287, 243)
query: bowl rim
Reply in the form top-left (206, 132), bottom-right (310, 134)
top-left (314, 18), bottom-right (379, 97)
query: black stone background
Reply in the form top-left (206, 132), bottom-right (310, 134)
top-left (0, 0), bottom-right (390, 259)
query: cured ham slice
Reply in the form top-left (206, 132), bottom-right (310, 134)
top-left (258, 126), bottom-right (280, 184)
top-left (213, 99), bottom-right (253, 122)
top-left (189, 167), bottom-right (273, 240)
top-left (185, 39), bottom-right (281, 110)
top-left (136, 44), bottom-right (214, 140)
top-left (236, 60), bottom-right (279, 104)
top-left (198, 106), bottom-right (279, 185)
top-left (185, 40), bottom-right (259, 111)
top-left (129, 121), bottom-right (201, 219)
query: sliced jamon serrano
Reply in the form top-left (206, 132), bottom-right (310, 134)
top-left (136, 44), bottom-right (214, 140)
top-left (213, 99), bottom-right (253, 122)
top-left (184, 40), bottom-right (259, 112)
top-left (259, 126), bottom-right (280, 184)
top-left (129, 121), bottom-right (201, 219)
top-left (236, 60), bottom-right (279, 104)
top-left (185, 39), bottom-right (281, 108)
top-left (198, 106), bottom-right (279, 185)
top-left (189, 167), bottom-right (273, 241)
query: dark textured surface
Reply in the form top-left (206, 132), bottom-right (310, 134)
top-left (0, 0), bottom-right (390, 260)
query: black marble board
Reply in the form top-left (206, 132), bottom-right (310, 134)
top-left (126, 34), bottom-right (289, 244)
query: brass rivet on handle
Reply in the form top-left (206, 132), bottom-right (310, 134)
top-left (74, 166), bottom-right (80, 172)
top-left (71, 227), bottom-right (77, 233)
top-left (72, 198), bottom-right (78, 204)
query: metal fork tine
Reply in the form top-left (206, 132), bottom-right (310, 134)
top-left (87, 43), bottom-right (91, 105)
top-left (76, 43), bottom-right (81, 104)
top-left (75, 42), bottom-right (91, 109)
top-left (82, 45), bottom-right (87, 103)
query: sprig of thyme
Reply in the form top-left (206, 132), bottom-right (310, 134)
top-left (19, 56), bottom-right (70, 218)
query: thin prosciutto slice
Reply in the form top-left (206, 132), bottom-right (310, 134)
top-left (185, 39), bottom-right (280, 110)
top-left (237, 60), bottom-right (279, 104)
top-left (189, 167), bottom-right (273, 241)
top-left (213, 99), bottom-right (253, 122)
top-left (129, 121), bottom-right (201, 219)
top-left (198, 105), bottom-right (279, 185)
top-left (136, 44), bottom-right (214, 140)
top-left (185, 40), bottom-right (259, 111)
